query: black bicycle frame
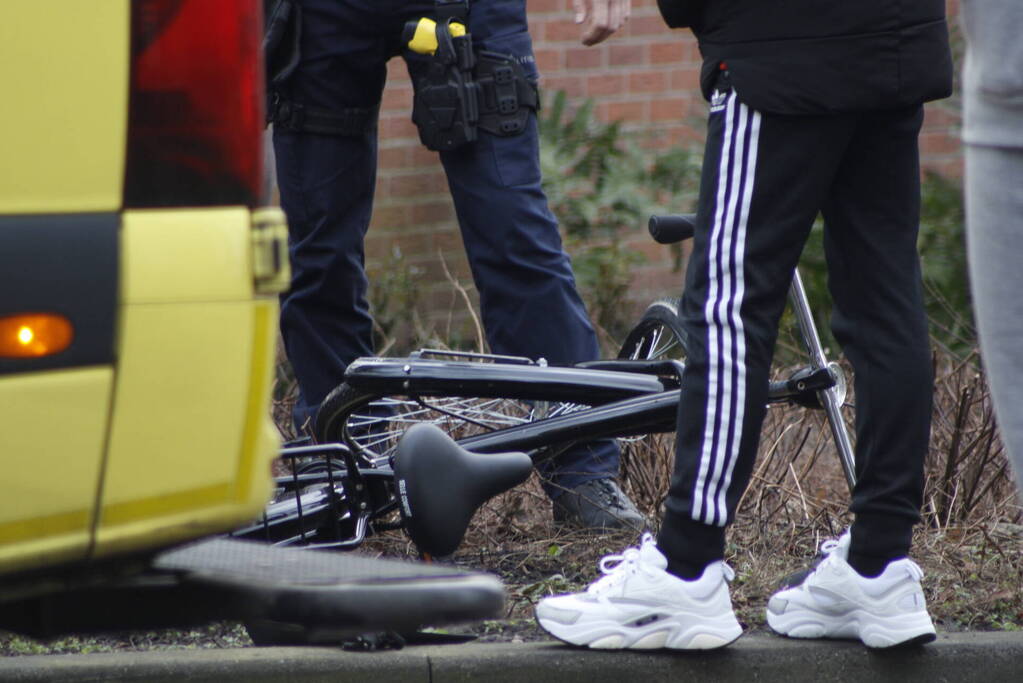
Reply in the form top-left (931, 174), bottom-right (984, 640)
top-left (240, 212), bottom-right (859, 550)
top-left (342, 356), bottom-right (840, 459)
top-left (342, 270), bottom-right (856, 492)
top-left (343, 353), bottom-right (669, 403)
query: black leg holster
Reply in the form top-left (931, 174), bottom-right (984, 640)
top-left (410, 19), bottom-right (480, 151)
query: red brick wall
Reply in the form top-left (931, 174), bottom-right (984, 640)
top-left (922, 0), bottom-right (964, 179)
top-left (363, 0), bottom-right (964, 350)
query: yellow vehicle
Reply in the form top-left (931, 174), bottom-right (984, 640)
top-left (0, 0), bottom-right (502, 640)
top-left (0, 0), bottom-right (285, 587)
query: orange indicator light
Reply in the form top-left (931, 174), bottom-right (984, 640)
top-left (0, 313), bottom-right (74, 358)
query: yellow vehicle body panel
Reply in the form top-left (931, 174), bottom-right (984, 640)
top-left (0, 1), bottom-right (128, 214)
top-left (0, 368), bottom-right (113, 573)
top-left (120, 209), bottom-right (254, 303)
top-left (0, 1), bottom-right (287, 585)
top-left (95, 209), bottom-right (278, 557)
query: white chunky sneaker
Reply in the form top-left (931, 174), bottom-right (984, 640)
top-left (766, 532), bottom-right (937, 649)
top-left (535, 533), bottom-right (743, 650)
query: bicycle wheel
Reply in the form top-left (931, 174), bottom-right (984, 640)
top-left (618, 297), bottom-right (689, 362)
top-left (315, 382), bottom-right (587, 464)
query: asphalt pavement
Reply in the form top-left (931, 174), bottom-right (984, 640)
top-left (1, 632), bottom-right (1022, 683)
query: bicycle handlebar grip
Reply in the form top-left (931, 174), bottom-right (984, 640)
top-left (648, 213), bottom-right (697, 244)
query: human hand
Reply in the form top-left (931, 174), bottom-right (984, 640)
top-left (573, 0), bottom-right (631, 46)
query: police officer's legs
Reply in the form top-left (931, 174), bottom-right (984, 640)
top-left (273, 0), bottom-right (391, 430)
top-left (405, 1), bottom-right (641, 528)
top-left (822, 105), bottom-right (932, 575)
top-left (276, 131), bottom-right (379, 431)
top-left (439, 119), bottom-right (629, 500)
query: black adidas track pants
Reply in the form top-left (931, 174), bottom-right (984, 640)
top-left (657, 74), bottom-right (933, 573)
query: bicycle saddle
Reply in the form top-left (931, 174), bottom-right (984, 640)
top-left (393, 424), bottom-right (533, 557)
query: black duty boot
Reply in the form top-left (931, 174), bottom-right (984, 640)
top-left (552, 479), bottom-right (646, 532)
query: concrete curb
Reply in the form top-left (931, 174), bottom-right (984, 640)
top-left (2, 632), bottom-right (1022, 682)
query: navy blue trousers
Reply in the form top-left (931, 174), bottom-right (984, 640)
top-left (657, 74), bottom-right (933, 573)
top-left (273, 0), bottom-right (619, 495)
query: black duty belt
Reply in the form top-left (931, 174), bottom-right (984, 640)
top-left (269, 93), bottom-right (379, 136)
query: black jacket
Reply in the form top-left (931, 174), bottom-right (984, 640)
top-left (659, 0), bottom-right (953, 115)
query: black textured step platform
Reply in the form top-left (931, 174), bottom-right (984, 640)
top-left (157, 538), bottom-right (506, 644)
top-left (0, 538), bottom-right (504, 644)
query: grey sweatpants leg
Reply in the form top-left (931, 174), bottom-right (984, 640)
top-left (965, 144), bottom-right (1023, 491)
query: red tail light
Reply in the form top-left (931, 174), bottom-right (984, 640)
top-left (125, 0), bottom-right (264, 208)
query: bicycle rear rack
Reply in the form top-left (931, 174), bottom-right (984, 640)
top-left (230, 440), bottom-right (396, 550)
top-left (410, 348), bottom-right (539, 364)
